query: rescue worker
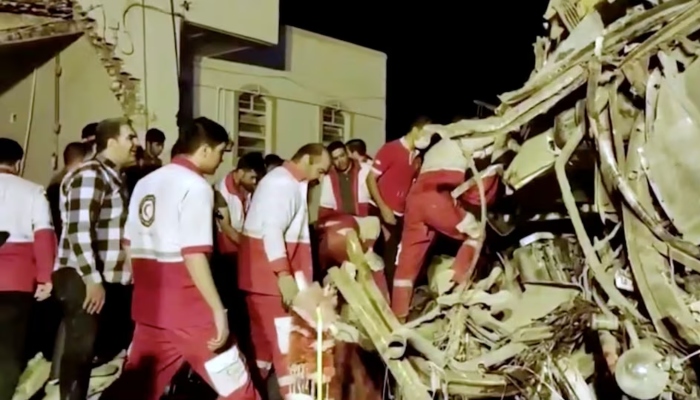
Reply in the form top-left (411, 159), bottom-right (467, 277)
top-left (105, 117), bottom-right (259, 400)
top-left (47, 142), bottom-right (88, 237)
top-left (143, 128), bottom-right (165, 168)
top-left (345, 138), bottom-right (372, 167)
top-left (215, 154), bottom-right (260, 256)
top-left (366, 117), bottom-right (433, 292)
top-left (392, 137), bottom-right (502, 321)
top-left (53, 117), bottom-right (138, 400)
top-left (317, 141), bottom-right (387, 296)
top-left (319, 141), bottom-right (371, 219)
top-left (0, 138), bottom-right (56, 400)
top-left (238, 143), bottom-right (330, 397)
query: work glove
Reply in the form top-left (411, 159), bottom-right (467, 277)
top-left (456, 212), bottom-right (482, 238)
top-left (277, 274), bottom-right (299, 308)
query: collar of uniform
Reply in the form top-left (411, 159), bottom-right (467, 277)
top-left (283, 161), bottom-right (306, 181)
top-left (172, 156), bottom-right (203, 175)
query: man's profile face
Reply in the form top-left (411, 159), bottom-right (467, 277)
top-left (201, 142), bottom-right (226, 174)
top-left (238, 169), bottom-right (258, 192)
top-left (148, 142), bottom-right (164, 157)
top-left (348, 150), bottom-right (362, 162)
top-left (330, 147), bottom-right (350, 172)
top-left (306, 151), bottom-right (331, 182)
top-left (113, 124), bottom-right (139, 164)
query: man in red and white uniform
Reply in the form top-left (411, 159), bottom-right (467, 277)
top-left (215, 154), bottom-right (260, 256)
top-left (0, 138), bottom-right (56, 399)
top-left (345, 139), bottom-right (373, 168)
top-left (106, 118), bottom-right (259, 400)
top-left (317, 141), bottom-right (387, 297)
top-left (319, 141), bottom-right (371, 219)
top-left (238, 143), bottom-right (330, 397)
top-left (366, 117), bottom-right (433, 291)
top-left (392, 137), bottom-right (502, 321)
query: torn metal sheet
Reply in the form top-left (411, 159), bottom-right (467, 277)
top-left (644, 57), bottom-right (700, 244)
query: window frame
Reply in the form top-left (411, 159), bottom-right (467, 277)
top-left (319, 103), bottom-right (351, 145)
top-left (233, 90), bottom-right (273, 159)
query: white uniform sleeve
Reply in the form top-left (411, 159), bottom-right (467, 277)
top-left (227, 196), bottom-right (245, 232)
top-left (319, 175), bottom-right (335, 210)
top-left (259, 180), bottom-right (297, 274)
top-left (31, 187), bottom-right (53, 232)
top-left (123, 184), bottom-right (140, 246)
top-left (179, 183), bottom-right (214, 254)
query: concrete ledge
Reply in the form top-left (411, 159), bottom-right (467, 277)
top-left (0, 1), bottom-right (73, 20)
top-left (0, 18), bottom-right (82, 46)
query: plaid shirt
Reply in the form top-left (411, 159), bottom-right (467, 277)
top-left (55, 155), bottom-right (130, 285)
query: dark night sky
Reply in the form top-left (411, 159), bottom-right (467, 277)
top-left (280, 1), bottom-right (550, 140)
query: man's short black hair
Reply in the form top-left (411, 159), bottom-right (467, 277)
top-left (326, 141), bottom-right (346, 155)
top-left (0, 138), bottom-right (23, 166)
top-left (264, 154), bottom-right (284, 169)
top-left (82, 122), bottom-right (98, 141)
top-left (177, 117), bottom-right (230, 155)
top-left (63, 142), bottom-right (87, 165)
top-left (345, 139), bottom-right (367, 156)
top-left (95, 117), bottom-right (132, 153)
top-left (237, 152), bottom-right (264, 172)
top-left (145, 128), bottom-right (166, 144)
top-left (170, 141), bottom-right (183, 158)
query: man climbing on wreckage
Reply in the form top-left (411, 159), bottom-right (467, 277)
top-left (392, 134), bottom-right (504, 322)
top-left (317, 141), bottom-right (388, 299)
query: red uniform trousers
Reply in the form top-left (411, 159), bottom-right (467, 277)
top-left (317, 214), bottom-right (390, 301)
top-left (392, 189), bottom-right (481, 319)
top-left (244, 294), bottom-right (293, 395)
top-left (101, 323), bottom-right (259, 400)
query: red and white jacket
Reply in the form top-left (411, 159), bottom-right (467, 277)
top-left (415, 139), bottom-right (500, 206)
top-left (215, 173), bottom-right (250, 254)
top-left (0, 171), bottom-right (57, 292)
top-left (238, 162), bottom-right (312, 296)
top-left (125, 157), bottom-right (216, 328)
top-left (318, 161), bottom-right (371, 219)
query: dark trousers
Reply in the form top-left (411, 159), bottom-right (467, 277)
top-left (0, 291), bottom-right (33, 400)
top-left (370, 207), bottom-right (404, 294)
top-left (25, 295), bottom-right (62, 362)
top-left (52, 268), bottom-right (133, 400)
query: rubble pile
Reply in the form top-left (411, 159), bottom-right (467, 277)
top-left (329, 0), bottom-right (700, 398)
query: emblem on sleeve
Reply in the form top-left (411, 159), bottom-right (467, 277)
top-left (139, 195), bottom-right (156, 227)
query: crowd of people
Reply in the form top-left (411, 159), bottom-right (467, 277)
top-left (0, 112), bottom-right (501, 400)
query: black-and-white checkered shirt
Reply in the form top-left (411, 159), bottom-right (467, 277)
top-left (55, 155), bottom-right (131, 285)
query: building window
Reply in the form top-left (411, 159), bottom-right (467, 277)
top-left (236, 92), bottom-right (267, 157)
top-left (321, 106), bottom-right (346, 145)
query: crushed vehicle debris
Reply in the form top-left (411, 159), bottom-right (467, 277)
top-left (322, 0), bottom-right (700, 398)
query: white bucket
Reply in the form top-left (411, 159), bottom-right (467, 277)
top-left (285, 393), bottom-right (314, 400)
top-left (274, 316), bottom-right (293, 354)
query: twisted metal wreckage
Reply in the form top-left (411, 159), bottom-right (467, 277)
top-left (319, 0), bottom-right (700, 399)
